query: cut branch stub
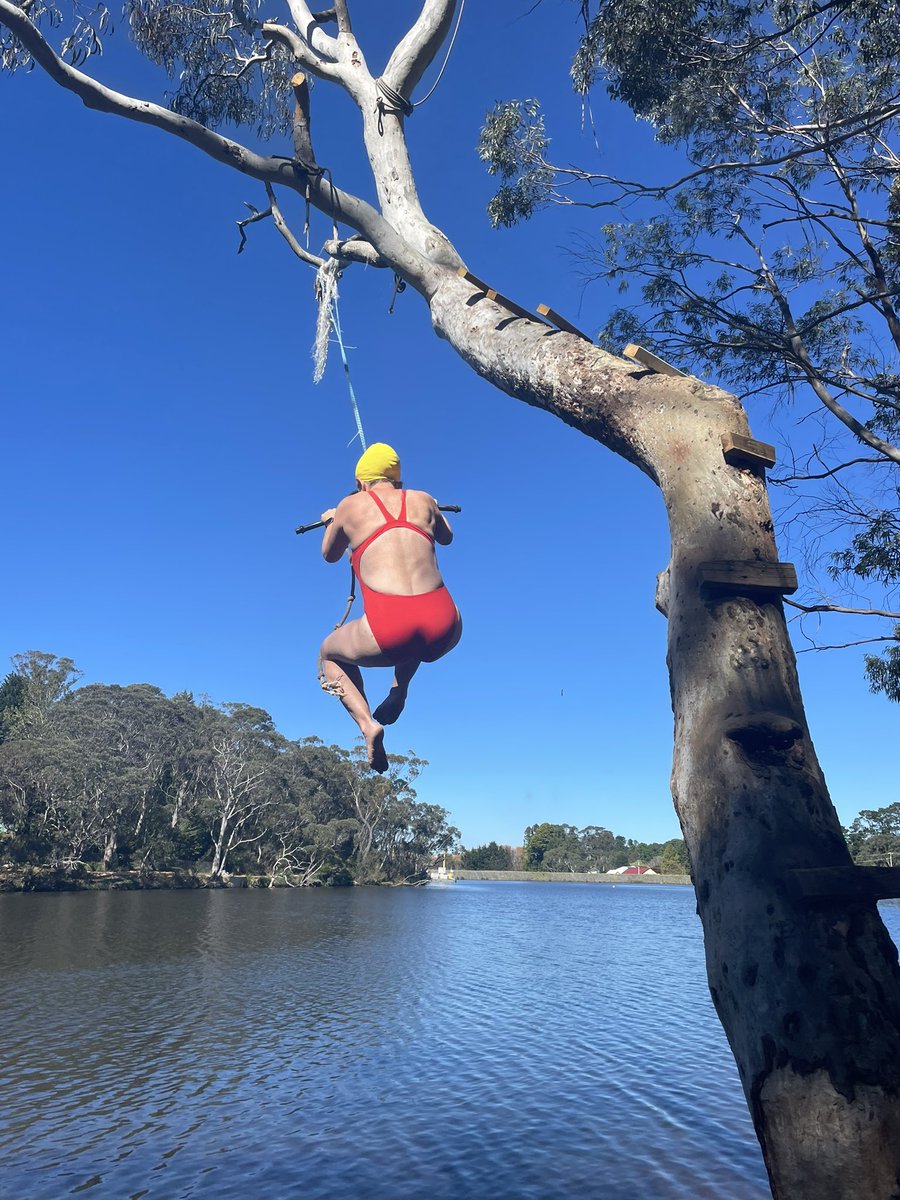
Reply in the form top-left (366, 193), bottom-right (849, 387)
top-left (698, 560), bottom-right (799, 598)
top-left (291, 72), bottom-right (315, 168)
top-left (722, 432), bottom-right (777, 472)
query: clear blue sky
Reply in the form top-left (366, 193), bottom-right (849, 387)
top-left (1, 3), bottom-right (895, 848)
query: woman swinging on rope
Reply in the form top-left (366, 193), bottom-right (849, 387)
top-left (319, 443), bottom-right (462, 772)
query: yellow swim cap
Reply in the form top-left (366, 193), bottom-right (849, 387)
top-left (355, 443), bottom-right (401, 482)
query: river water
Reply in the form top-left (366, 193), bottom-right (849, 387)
top-left (4, 882), bottom-right (895, 1199)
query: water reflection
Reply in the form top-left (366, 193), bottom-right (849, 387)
top-left (1, 883), bottom-right (863, 1199)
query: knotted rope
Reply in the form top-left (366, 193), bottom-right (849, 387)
top-left (374, 0), bottom-right (466, 133)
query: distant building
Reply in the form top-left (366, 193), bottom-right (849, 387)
top-left (606, 865), bottom-right (658, 875)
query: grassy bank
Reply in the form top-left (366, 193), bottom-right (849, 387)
top-left (454, 870), bottom-right (692, 885)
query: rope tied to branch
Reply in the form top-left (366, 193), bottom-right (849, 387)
top-left (375, 76), bottom-right (413, 134)
top-left (373, 0), bottom-right (466, 134)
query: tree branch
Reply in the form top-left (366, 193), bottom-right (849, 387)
top-left (261, 19), bottom-right (340, 82)
top-left (796, 635), bottom-right (900, 652)
top-left (785, 599), bottom-right (900, 619)
top-left (283, 0), bottom-right (340, 60)
top-left (237, 185), bottom-right (325, 267)
top-left (539, 101), bottom-right (900, 209)
top-left (0, 1), bottom-right (438, 295)
top-left (382, 0), bottom-right (457, 100)
top-left (323, 236), bottom-right (389, 269)
top-left (732, 222), bottom-right (900, 465)
top-left (773, 456), bottom-right (888, 483)
top-left (333, 0), bottom-right (352, 36)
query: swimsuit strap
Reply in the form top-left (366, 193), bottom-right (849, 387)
top-left (366, 490), bottom-right (422, 537)
top-left (351, 490), bottom-right (434, 578)
top-left (366, 489), bottom-right (396, 523)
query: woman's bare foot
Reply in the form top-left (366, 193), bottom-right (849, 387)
top-left (364, 721), bottom-right (388, 773)
top-left (373, 687), bottom-right (407, 726)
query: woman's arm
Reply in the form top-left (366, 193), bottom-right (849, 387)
top-left (432, 498), bottom-right (454, 545)
top-left (321, 503), bottom-right (351, 561)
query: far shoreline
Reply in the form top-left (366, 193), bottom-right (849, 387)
top-left (0, 866), bottom-right (694, 894)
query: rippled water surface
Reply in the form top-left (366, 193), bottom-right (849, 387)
top-left (5, 882), bottom-right (892, 1199)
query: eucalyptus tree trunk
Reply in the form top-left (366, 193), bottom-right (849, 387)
top-left (4, 1), bottom-right (900, 1194)
top-left (429, 275), bottom-right (900, 1195)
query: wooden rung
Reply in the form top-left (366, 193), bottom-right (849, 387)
top-left (623, 343), bottom-right (688, 378)
top-left (722, 433), bottom-right (777, 471)
top-left (536, 304), bottom-right (592, 342)
top-left (788, 866), bottom-right (900, 901)
top-left (485, 286), bottom-right (543, 324)
top-left (457, 267), bottom-right (491, 293)
top-left (698, 560), bottom-right (798, 597)
top-left (456, 267), bottom-right (549, 327)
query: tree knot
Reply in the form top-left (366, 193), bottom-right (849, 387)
top-left (724, 712), bottom-right (803, 753)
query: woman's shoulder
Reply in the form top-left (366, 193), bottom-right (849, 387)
top-left (404, 488), bottom-right (437, 505)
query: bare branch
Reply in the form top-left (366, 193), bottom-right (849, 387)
top-left (283, 0), bottom-right (339, 60)
top-left (826, 150), bottom-right (900, 354)
top-left (0, 1), bottom-right (438, 294)
top-left (261, 19), bottom-right (340, 81)
top-left (383, 0), bottom-right (457, 100)
top-left (773, 456), bottom-right (888, 483)
top-left (266, 183), bottom-right (325, 266)
top-left (323, 235), bottom-right (389, 268)
top-left (785, 599), bottom-right (900, 619)
top-left (333, 0), bottom-right (352, 36)
top-left (236, 201), bottom-right (273, 254)
top-left (539, 100), bottom-right (900, 209)
top-left (236, 185), bottom-right (325, 267)
top-left (731, 222), bottom-right (900, 465)
top-left (797, 635), bottom-right (900, 652)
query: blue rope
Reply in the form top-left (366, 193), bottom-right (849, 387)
top-left (329, 295), bottom-right (367, 452)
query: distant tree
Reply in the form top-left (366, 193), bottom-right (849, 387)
top-left (523, 823), bottom-right (629, 871)
top-left (845, 803), bottom-right (900, 866)
top-left (342, 748), bottom-right (457, 881)
top-left (658, 838), bottom-right (691, 876)
top-left (252, 737), bottom-right (357, 885)
top-left (0, 652), bottom-right (458, 883)
top-left (577, 825), bottom-right (627, 871)
top-left (10, 652), bottom-right (82, 729)
top-left (523, 823), bottom-right (572, 871)
top-left (461, 841), bottom-right (514, 870)
top-left (199, 703), bottom-right (284, 878)
top-left (0, 672), bottom-right (26, 744)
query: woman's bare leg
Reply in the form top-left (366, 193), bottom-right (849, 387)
top-left (373, 660), bottom-right (421, 726)
top-left (320, 618), bottom-right (391, 773)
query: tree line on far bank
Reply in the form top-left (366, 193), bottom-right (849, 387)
top-left (462, 805), bottom-right (897, 876)
top-left (0, 652), bottom-right (458, 886)
top-left (461, 823), bottom-right (692, 875)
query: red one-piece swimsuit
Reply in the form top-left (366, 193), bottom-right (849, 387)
top-left (349, 490), bottom-right (459, 664)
